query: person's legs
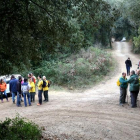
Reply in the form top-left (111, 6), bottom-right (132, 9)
top-left (128, 66), bottom-right (130, 75)
top-left (4, 90), bottom-right (8, 101)
top-left (20, 94), bottom-right (23, 102)
top-left (16, 92), bottom-right (21, 107)
top-left (132, 91), bottom-right (139, 107)
top-left (46, 90), bottom-right (48, 101)
top-left (120, 88), bottom-right (125, 105)
top-left (0, 92), bottom-right (3, 102)
top-left (30, 92), bottom-right (33, 102)
top-left (33, 92), bottom-right (35, 102)
top-left (17, 92), bottom-right (20, 106)
top-left (38, 90), bottom-right (43, 105)
top-left (12, 92), bottom-right (15, 103)
top-left (126, 66), bottom-right (129, 75)
top-left (43, 91), bottom-right (46, 101)
top-left (135, 91), bottom-right (139, 106)
top-left (23, 93), bottom-right (27, 107)
top-left (27, 92), bottom-right (31, 106)
top-left (131, 91), bottom-right (136, 107)
top-left (123, 89), bottom-right (127, 103)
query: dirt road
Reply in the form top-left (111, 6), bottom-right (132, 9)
top-left (1, 42), bottom-right (140, 140)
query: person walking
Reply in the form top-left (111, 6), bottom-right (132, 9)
top-left (119, 72), bottom-right (128, 106)
top-left (42, 76), bottom-right (49, 102)
top-left (0, 79), bottom-right (7, 103)
top-left (17, 76), bottom-right (22, 107)
top-left (127, 70), bottom-right (139, 108)
top-left (37, 75), bottom-right (43, 106)
top-left (21, 78), bottom-right (31, 107)
top-left (29, 78), bottom-right (36, 102)
top-left (9, 75), bottom-right (18, 104)
top-left (125, 57), bottom-right (132, 76)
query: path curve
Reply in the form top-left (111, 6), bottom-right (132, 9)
top-left (0, 42), bottom-right (140, 140)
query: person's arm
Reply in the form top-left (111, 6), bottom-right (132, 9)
top-left (125, 60), bottom-right (127, 64)
top-left (119, 78), bottom-right (127, 84)
top-left (9, 82), bottom-right (11, 92)
top-left (126, 77), bottom-right (133, 83)
top-left (38, 80), bottom-right (43, 87)
top-left (5, 83), bottom-right (7, 90)
top-left (17, 82), bottom-right (19, 92)
top-left (130, 60), bottom-right (132, 67)
top-left (21, 85), bottom-right (23, 92)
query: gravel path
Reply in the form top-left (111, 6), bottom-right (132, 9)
top-left (0, 42), bottom-right (140, 140)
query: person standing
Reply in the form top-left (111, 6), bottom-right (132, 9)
top-left (127, 70), bottom-right (139, 108)
top-left (0, 79), bottom-right (7, 103)
top-left (125, 57), bottom-right (132, 76)
top-left (29, 78), bottom-right (36, 102)
top-left (21, 78), bottom-right (31, 107)
top-left (37, 75), bottom-right (43, 106)
top-left (9, 75), bottom-right (18, 104)
top-left (17, 76), bottom-right (22, 107)
top-left (3, 78), bottom-right (9, 101)
top-left (119, 72), bottom-right (128, 106)
top-left (28, 73), bottom-right (36, 84)
top-left (42, 76), bottom-right (49, 102)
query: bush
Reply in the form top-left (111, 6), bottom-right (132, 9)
top-left (0, 115), bottom-right (42, 140)
top-left (33, 46), bottom-right (113, 89)
top-left (133, 27), bottom-right (140, 53)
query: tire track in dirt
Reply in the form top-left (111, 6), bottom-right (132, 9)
top-left (0, 42), bottom-right (140, 139)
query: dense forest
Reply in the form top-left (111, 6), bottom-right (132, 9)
top-left (0, 0), bottom-right (140, 87)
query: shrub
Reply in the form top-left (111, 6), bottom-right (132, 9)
top-left (33, 46), bottom-right (113, 89)
top-left (0, 115), bottom-right (42, 140)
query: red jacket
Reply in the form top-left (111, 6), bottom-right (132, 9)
top-left (0, 83), bottom-right (7, 92)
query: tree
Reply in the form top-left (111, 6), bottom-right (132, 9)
top-left (0, 0), bottom-right (118, 74)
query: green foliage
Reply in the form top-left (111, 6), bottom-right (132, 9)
top-left (0, 0), bottom-right (118, 75)
top-left (33, 46), bottom-right (113, 89)
top-left (110, 0), bottom-right (140, 42)
top-left (133, 28), bottom-right (140, 53)
top-left (0, 115), bottom-right (42, 140)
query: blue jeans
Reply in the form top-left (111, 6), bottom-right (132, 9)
top-left (23, 92), bottom-right (31, 106)
top-left (126, 66), bottom-right (130, 75)
top-left (12, 92), bottom-right (16, 102)
top-left (4, 90), bottom-right (8, 100)
top-left (17, 92), bottom-right (21, 106)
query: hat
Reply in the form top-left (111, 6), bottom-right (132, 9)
top-left (43, 76), bottom-right (46, 79)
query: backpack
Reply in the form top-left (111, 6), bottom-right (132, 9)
top-left (42, 80), bottom-right (46, 88)
top-left (117, 79), bottom-right (120, 86)
top-left (117, 77), bottom-right (127, 86)
top-left (47, 80), bottom-right (50, 87)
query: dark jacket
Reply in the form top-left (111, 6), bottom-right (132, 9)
top-left (119, 77), bottom-right (128, 89)
top-left (125, 60), bottom-right (132, 67)
top-left (127, 74), bottom-right (139, 91)
top-left (9, 78), bottom-right (18, 93)
top-left (17, 80), bottom-right (22, 94)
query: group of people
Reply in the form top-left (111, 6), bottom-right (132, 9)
top-left (0, 73), bottom-right (49, 107)
top-left (119, 57), bottom-right (140, 108)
